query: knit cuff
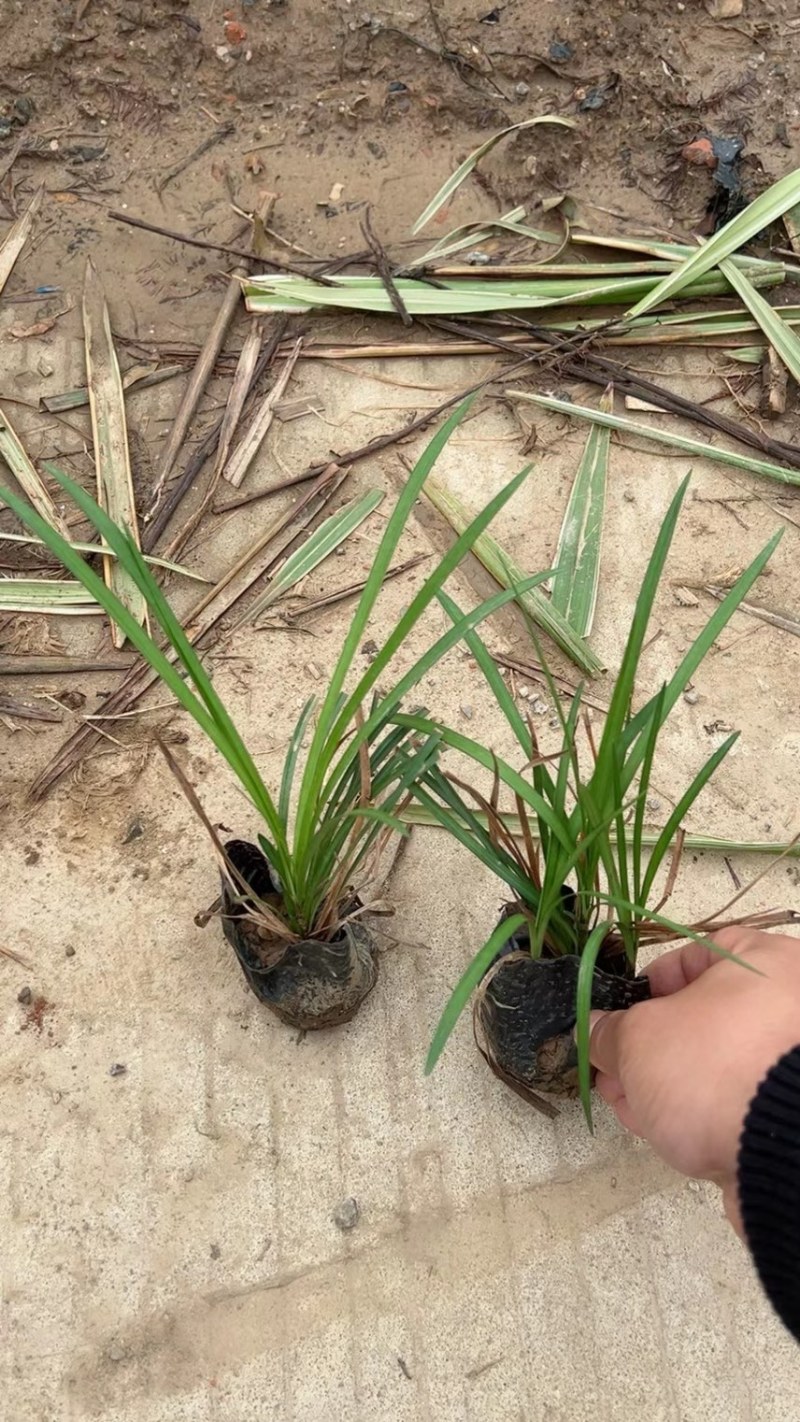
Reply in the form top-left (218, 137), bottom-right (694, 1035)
top-left (738, 1045), bottom-right (800, 1342)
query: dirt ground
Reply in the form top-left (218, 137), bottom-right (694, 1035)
top-left (2, 1), bottom-right (800, 1419)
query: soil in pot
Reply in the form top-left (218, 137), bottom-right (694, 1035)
top-left (473, 902), bottom-right (651, 1113)
top-left (219, 839), bottom-right (378, 1030)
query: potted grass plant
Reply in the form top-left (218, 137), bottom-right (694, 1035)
top-left (394, 475), bottom-right (792, 1120)
top-left (2, 402), bottom-right (550, 1030)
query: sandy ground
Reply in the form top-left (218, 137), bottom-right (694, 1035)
top-left (3, 0), bottom-right (800, 1418)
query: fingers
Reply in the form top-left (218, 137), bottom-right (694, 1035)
top-left (645, 926), bottom-right (769, 997)
top-left (587, 1008), bottom-right (625, 1075)
top-left (644, 939), bottom-right (717, 996)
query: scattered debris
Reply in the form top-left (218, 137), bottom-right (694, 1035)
top-left (705, 0), bottom-right (743, 16)
top-left (333, 1196), bottom-right (360, 1230)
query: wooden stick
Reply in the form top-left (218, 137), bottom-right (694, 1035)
top-left (0, 694), bottom-right (62, 723)
top-left (223, 338), bottom-right (303, 488)
top-left (142, 316), bottom-right (289, 554)
top-left (145, 254), bottom-right (248, 523)
top-left (107, 209), bottom-right (333, 280)
top-left (0, 654), bottom-right (134, 677)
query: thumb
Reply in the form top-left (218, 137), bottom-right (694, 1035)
top-left (587, 1008), bottom-right (626, 1075)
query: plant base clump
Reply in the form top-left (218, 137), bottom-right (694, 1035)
top-left (474, 909), bottom-right (651, 1104)
top-left (220, 839), bottom-right (378, 1030)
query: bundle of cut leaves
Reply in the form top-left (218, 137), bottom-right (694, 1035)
top-left (391, 476), bottom-right (795, 1124)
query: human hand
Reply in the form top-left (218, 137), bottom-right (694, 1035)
top-left (587, 927), bottom-right (800, 1232)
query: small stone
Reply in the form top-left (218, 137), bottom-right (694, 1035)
top-left (361, 639), bottom-right (379, 660)
top-left (705, 0), bottom-right (743, 15)
top-left (646, 797), bottom-right (661, 813)
top-left (65, 946), bottom-right (76, 958)
top-left (17, 986), bottom-right (32, 1006)
top-left (123, 818), bottom-right (143, 845)
top-left (683, 689), bottom-right (700, 706)
top-left (530, 697), bottom-right (548, 715)
top-left (37, 358), bottom-right (54, 379)
top-left (210, 1242), bottom-right (221, 1259)
top-left (106, 1342), bottom-right (127, 1363)
top-left (109, 1063), bottom-right (127, 1078)
top-left (333, 1196), bottom-right (360, 1231)
top-left (460, 704), bottom-right (473, 720)
top-left (623, 489), bottom-right (635, 503)
top-left (515, 81), bottom-right (530, 97)
top-left (518, 684), bottom-right (531, 699)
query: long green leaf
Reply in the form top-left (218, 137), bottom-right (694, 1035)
top-left (244, 268), bottom-right (780, 317)
top-left (1, 469), bottom-right (289, 863)
top-left (424, 476), bottom-right (603, 676)
top-left (231, 488), bottom-right (384, 628)
top-left (508, 390), bottom-right (800, 488)
top-left (639, 733), bottom-right (739, 905)
top-left (412, 116), bottom-right (576, 234)
top-left (550, 385), bottom-right (612, 636)
top-left (718, 258), bottom-right (800, 386)
top-left (575, 922), bottom-right (611, 1130)
top-left (291, 398), bottom-right (477, 875)
top-left (626, 165), bottom-right (800, 317)
top-left (425, 915), bottom-right (526, 1072)
top-left (591, 475), bottom-right (689, 813)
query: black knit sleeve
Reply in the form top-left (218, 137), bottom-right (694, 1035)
top-left (738, 1045), bottom-right (800, 1342)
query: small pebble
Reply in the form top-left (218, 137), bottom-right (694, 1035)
top-left (109, 1063), bottom-right (127, 1078)
top-left (460, 704), bottom-right (473, 720)
top-left (65, 946), bottom-right (76, 958)
top-left (17, 985), bottom-right (32, 1006)
top-left (518, 684), bottom-right (531, 699)
top-left (210, 1242), bottom-right (221, 1259)
top-left (623, 489), bottom-right (636, 503)
top-left (515, 81), bottom-right (530, 96)
top-left (530, 697), bottom-right (548, 715)
top-left (333, 1196), bottom-right (360, 1231)
top-left (683, 689), bottom-right (700, 706)
top-left (106, 1342), bottom-right (127, 1363)
top-left (646, 797), bottom-right (661, 813)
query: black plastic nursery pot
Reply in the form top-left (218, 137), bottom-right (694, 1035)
top-left (219, 839), bottom-right (378, 1031)
top-left (473, 901), bottom-right (651, 1111)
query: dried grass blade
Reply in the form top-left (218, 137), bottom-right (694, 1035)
top-left (424, 475), bottom-right (603, 676)
top-left (223, 337), bottom-right (303, 488)
top-left (706, 585), bottom-right (800, 639)
top-left (412, 116), bottom-right (577, 234)
top-left (509, 390), bottom-right (800, 488)
top-left (550, 384), bottom-right (611, 637)
top-left (0, 528), bottom-right (208, 582)
top-left (0, 405), bottom-right (70, 537)
top-left (0, 579), bottom-right (103, 614)
top-left (0, 184), bottom-right (43, 298)
top-left (40, 363), bottom-right (184, 414)
top-left (146, 262), bottom-right (246, 519)
top-left (82, 258), bottom-right (147, 647)
top-left (398, 804), bottom-right (800, 858)
top-left (627, 165), bottom-right (800, 317)
top-left (214, 319), bottom-right (263, 477)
